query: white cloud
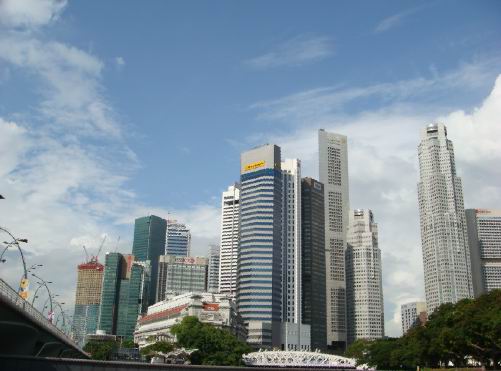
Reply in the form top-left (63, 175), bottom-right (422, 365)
top-left (0, 0), bottom-right (67, 29)
top-left (246, 35), bottom-right (334, 69)
top-left (115, 56), bottom-right (125, 69)
top-left (374, 6), bottom-right (422, 33)
top-left (246, 63), bottom-right (501, 336)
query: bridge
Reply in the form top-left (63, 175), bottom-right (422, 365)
top-left (0, 277), bottom-right (88, 359)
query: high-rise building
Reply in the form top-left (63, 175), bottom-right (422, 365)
top-left (132, 215), bottom-right (167, 305)
top-left (465, 209), bottom-right (501, 296)
top-left (417, 123), bottom-right (473, 313)
top-left (219, 184), bottom-right (240, 296)
top-left (156, 255), bottom-right (208, 301)
top-left (401, 301), bottom-right (427, 335)
top-left (98, 253), bottom-right (150, 339)
top-left (166, 221), bottom-right (191, 257)
top-left (346, 209), bottom-right (384, 344)
top-left (208, 245), bottom-right (220, 293)
top-left (281, 159), bottom-right (310, 351)
top-left (237, 144), bottom-right (282, 348)
top-left (72, 258), bottom-right (104, 346)
top-left (318, 129), bottom-right (349, 350)
top-left (301, 177), bottom-right (327, 351)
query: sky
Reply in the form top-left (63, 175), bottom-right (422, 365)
top-left (0, 0), bottom-right (500, 337)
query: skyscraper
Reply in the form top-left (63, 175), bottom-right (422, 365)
top-left (400, 301), bottom-right (427, 335)
top-left (301, 177), bottom-right (327, 351)
top-left (208, 245), bottom-right (220, 293)
top-left (345, 209), bottom-right (384, 344)
top-left (98, 252), bottom-right (150, 339)
top-left (237, 144), bottom-right (282, 348)
top-left (72, 258), bottom-right (104, 346)
top-left (417, 123), bottom-right (473, 313)
top-left (281, 159), bottom-right (310, 351)
top-left (318, 129), bottom-right (349, 350)
top-left (465, 209), bottom-right (501, 296)
top-left (219, 184), bottom-right (240, 296)
top-left (132, 215), bottom-right (167, 305)
top-left (166, 221), bottom-right (191, 257)
top-left (156, 255), bottom-right (208, 301)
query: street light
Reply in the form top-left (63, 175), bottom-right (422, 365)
top-left (31, 273), bottom-right (53, 318)
top-left (0, 195), bottom-right (4, 199)
top-left (0, 227), bottom-right (29, 297)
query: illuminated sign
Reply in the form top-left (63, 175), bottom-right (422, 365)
top-left (244, 160), bottom-right (265, 172)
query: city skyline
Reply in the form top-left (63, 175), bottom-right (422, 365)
top-left (1, 0), bottom-right (501, 338)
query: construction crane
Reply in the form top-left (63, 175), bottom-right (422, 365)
top-left (114, 236), bottom-right (120, 252)
top-left (93, 235), bottom-right (107, 262)
top-left (82, 245), bottom-right (90, 263)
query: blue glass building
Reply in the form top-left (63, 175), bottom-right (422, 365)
top-left (237, 144), bottom-right (282, 348)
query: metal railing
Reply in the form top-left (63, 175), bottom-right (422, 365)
top-left (0, 278), bottom-right (77, 347)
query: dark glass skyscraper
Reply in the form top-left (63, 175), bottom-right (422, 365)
top-left (132, 215), bottom-right (167, 304)
top-left (98, 253), bottom-right (150, 340)
top-left (301, 177), bottom-right (327, 351)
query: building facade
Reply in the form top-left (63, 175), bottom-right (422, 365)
top-left (318, 129), bottom-right (349, 350)
top-left (401, 301), bottom-right (427, 335)
top-left (237, 144), bottom-right (282, 348)
top-left (218, 184), bottom-right (240, 296)
top-left (166, 221), bottom-right (191, 257)
top-left (281, 159), bottom-right (310, 351)
top-left (417, 123), bottom-right (473, 313)
top-left (345, 209), bottom-right (384, 344)
top-left (466, 209), bottom-right (501, 296)
top-left (98, 253), bottom-right (150, 339)
top-left (134, 292), bottom-right (247, 348)
top-left (301, 177), bottom-right (327, 351)
top-left (72, 259), bottom-right (104, 346)
top-left (132, 215), bottom-right (167, 305)
top-left (207, 245), bottom-right (220, 293)
top-left (156, 255), bottom-right (208, 301)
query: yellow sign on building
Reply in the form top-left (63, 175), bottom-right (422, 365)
top-left (244, 160), bottom-right (265, 172)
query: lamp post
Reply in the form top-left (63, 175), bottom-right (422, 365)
top-left (31, 273), bottom-right (54, 320)
top-left (0, 227), bottom-right (28, 297)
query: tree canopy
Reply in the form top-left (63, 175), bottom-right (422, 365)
top-left (346, 289), bottom-right (501, 369)
top-left (83, 340), bottom-right (118, 360)
top-left (170, 316), bottom-right (251, 366)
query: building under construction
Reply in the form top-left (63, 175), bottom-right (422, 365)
top-left (72, 258), bottom-right (104, 346)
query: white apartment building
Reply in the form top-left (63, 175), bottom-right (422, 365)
top-left (318, 129), bottom-right (350, 350)
top-left (345, 209), bottom-right (384, 344)
top-left (417, 123), bottom-right (473, 313)
top-left (218, 184), bottom-right (240, 296)
top-left (401, 301), bottom-right (427, 334)
top-left (281, 159), bottom-right (310, 351)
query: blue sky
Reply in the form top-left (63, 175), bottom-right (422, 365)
top-left (1, 0), bottom-right (500, 336)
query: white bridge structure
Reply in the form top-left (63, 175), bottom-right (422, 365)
top-left (242, 350), bottom-right (358, 368)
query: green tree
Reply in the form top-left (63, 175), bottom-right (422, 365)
top-left (170, 316), bottom-right (251, 366)
top-left (140, 341), bottom-right (176, 360)
top-left (121, 339), bottom-right (136, 348)
top-left (83, 340), bottom-right (118, 360)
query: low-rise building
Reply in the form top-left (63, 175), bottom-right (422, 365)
top-left (134, 292), bottom-right (246, 348)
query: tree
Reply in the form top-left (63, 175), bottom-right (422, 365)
top-left (140, 341), bottom-right (176, 361)
top-left (170, 316), bottom-right (251, 366)
top-left (83, 340), bottom-right (118, 360)
top-left (121, 339), bottom-right (136, 348)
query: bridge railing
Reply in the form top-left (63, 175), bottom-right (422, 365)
top-left (0, 278), bottom-right (76, 346)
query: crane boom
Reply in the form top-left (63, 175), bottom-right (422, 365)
top-left (94, 235), bottom-right (107, 261)
top-left (82, 245), bottom-right (89, 262)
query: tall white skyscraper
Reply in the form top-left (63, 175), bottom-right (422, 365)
top-left (417, 123), bottom-right (473, 313)
top-left (218, 184), bottom-right (240, 296)
top-left (318, 129), bottom-right (349, 350)
top-left (208, 244), bottom-right (220, 293)
top-left (166, 221), bottom-right (191, 257)
top-left (345, 209), bottom-right (384, 344)
top-left (281, 159), bottom-right (310, 351)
